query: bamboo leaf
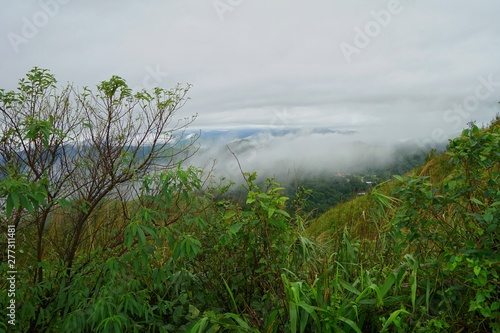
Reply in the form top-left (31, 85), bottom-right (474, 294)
top-left (338, 316), bottom-right (362, 333)
top-left (380, 309), bottom-right (410, 332)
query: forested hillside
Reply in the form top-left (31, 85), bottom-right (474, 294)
top-left (1, 69), bottom-right (498, 332)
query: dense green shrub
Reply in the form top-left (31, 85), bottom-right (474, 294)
top-left (390, 123), bottom-right (500, 332)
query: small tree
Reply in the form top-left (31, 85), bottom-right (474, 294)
top-left (0, 67), bottom-right (197, 285)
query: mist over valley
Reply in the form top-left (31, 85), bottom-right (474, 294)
top-left (184, 125), bottom-right (443, 184)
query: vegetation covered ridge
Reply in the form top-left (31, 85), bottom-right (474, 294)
top-left (308, 116), bottom-right (500, 332)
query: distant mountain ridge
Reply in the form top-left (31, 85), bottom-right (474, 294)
top-left (185, 127), bottom-right (356, 143)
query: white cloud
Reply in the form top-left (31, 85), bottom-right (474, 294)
top-left (1, 0), bottom-right (499, 141)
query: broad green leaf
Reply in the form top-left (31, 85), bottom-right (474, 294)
top-left (380, 309), bottom-right (410, 332)
top-left (470, 198), bottom-right (484, 206)
top-left (410, 273), bottom-right (417, 312)
top-left (483, 213), bottom-right (494, 223)
top-left (228, 222), bottom-right (243, 235)
top-left (379, 272), bottom-right (397, 299)
top-left (137, 226), bottom-right (146, 246)
top-left (276, 209), bottom-right (291, 218)
top-left (393, 175), bottom-right (404, 182)
top-left (338, 316), bottom-right (362, 333)
top-left (223, 211), bottom-right (236, 220)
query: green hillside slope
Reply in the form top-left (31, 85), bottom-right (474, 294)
top-left (310, 117), bottom-right (499, 237)
top-left (307, 149), bottom-right (452, 241)
top-left (306, 117), bottom-right (500, 332)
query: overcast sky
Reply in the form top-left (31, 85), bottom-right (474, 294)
top-left (2, 0), bottom-right (500, 143)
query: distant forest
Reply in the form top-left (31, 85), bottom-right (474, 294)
top-left (223, 145), bottom-right (431, 217)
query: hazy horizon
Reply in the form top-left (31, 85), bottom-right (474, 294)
top-left (2, 1), bottom-right (500, 164)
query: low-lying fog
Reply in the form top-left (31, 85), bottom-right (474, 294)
top-left (185, 126), bottom-right (440, 183)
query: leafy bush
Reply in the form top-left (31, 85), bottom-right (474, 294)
top-left (390, 123), bottom-right (500, 331)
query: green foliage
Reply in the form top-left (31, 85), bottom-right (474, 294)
top-left (181, 172), bottom-right (303, 327)
top-left (307, 121), bottom-right (499, 332)
top-left (0, 172), bottom-right (48, 217)
top-left (2, 68), bottom-right (499, 332)
top-left (98, 75), bottom-right (132, 100)
top-left (294, 174), bottom-right (370, 216)
top-left (389, 123), bottom-right (500, 331)
top-left (0, 68), bottom-right (197, 332)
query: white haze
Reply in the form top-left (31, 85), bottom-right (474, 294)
top-left (2, 1), bottom-right (500, 181)
top-left (187, 128), bottom-right (410, 183)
